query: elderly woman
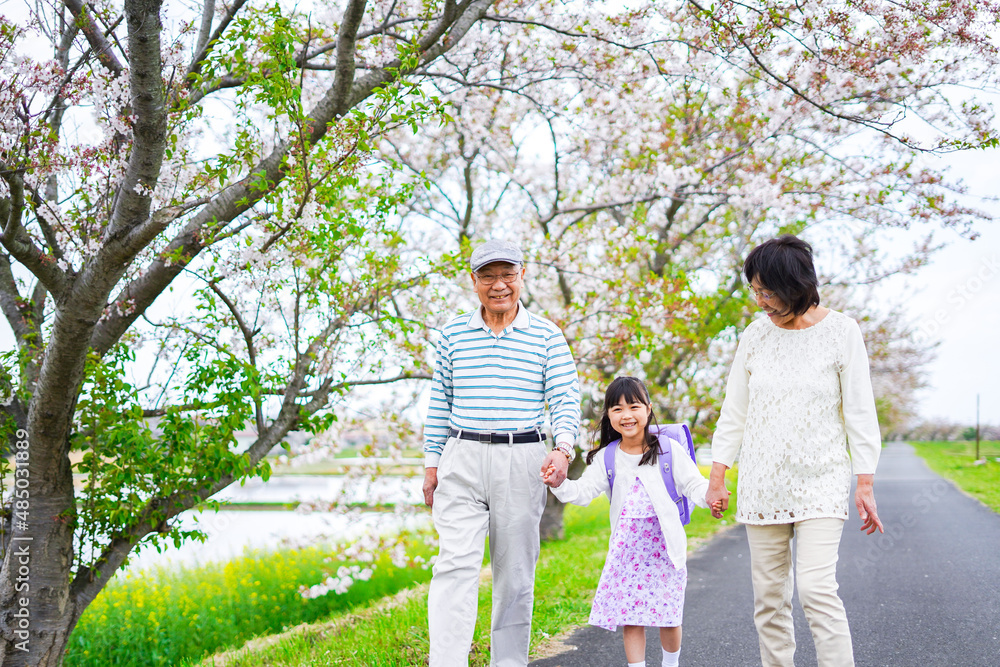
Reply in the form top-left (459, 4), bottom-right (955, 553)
top-left (707, 235), bottom-right (884, 667)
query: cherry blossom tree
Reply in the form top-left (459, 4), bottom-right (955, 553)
top-left (377, 0), bottom-right (998, 537)
top-left (0, 0), bottom-right (997, 662)
top-left (0, 0), bottom-right (500, 662)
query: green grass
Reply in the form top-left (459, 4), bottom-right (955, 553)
top-left (64, 532), bottom-right (436, 667)
top-left (909, 440), bottom-right (1000, 513)
top-left (206, 470), bottom-right (738, 666)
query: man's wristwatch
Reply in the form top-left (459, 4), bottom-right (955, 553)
top-left (553, 443), bottom-right (575, 463)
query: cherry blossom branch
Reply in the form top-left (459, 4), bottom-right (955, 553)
top-left (540, 193), bottom-right (668, 233)
top-left (666, 204), bottom-right (719, 256)
top-left (70, 339), bottom-right (342, 602)
top-left (187, 75), bottom-right (246, 106)
top-left (118, 197), bottom-right (214, 261)
top-left (382, 137), bottom-right (465, 223)
top-left (0, 256), bottom-right (48, 394)
top-left (262, 371), bottom-right (433, 397)
top-left (23, 181), bottom-right (66, 262)
top-left (415, 71), bottom-right (547, 107)
top-left (685, 0), bottom-right (932, 148)
top-left (0, 253), bottom-right (29, 344)
top-left (483, 14), bottom-right (681, 52)
top-left (194, 0), bottom-right (216, 58)
top-left (0, 164), bottom-right (71, 298)
top-left (100, 0), bottom-right (168, 251)
top-left (327, 0), bottom-right (368, 121)
top-left (62, 0), bottom-right (124, 76)
top-left (186, 0), bottom-right (250, 82)
top-left (39, 16), bottom-right (84, 126)
top-left (205, 278), bottom-right (264, 432)
top-left (304, 17), bottom-right (432, 63)
top-left (91, 0), bottom-right (495, 358)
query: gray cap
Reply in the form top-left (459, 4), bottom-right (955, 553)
top-left (470, 239), bottom-right (524, 272)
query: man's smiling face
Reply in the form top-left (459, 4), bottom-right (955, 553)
top-left (472, 262), bottom-right (524, 319)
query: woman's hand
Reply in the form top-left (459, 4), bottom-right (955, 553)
top-left (707, 462), bottom-right (731, 519)
top-left (855, 474), bottom-right (883, 535)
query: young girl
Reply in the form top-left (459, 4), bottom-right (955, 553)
top-left (543, 376), bottom-right (717, 667)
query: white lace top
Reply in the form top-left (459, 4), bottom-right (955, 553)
top-left (711, 310), bottom-right (881, 525)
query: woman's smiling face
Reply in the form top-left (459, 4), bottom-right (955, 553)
top-left (750, 279), bottom-right (795, 328)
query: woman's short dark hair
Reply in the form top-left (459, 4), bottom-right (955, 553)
top-left (743, 235), bottom-right (820, 317)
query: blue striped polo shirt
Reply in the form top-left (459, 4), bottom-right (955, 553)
top-left (423, 302), bottom-right (581, 467)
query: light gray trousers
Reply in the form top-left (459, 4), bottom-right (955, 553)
top-left (745, 518), bottom-right (854, 667)
top-left (428, 436), bottom-right (548, 667)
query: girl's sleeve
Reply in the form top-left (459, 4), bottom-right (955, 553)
top-left (840, 319), bottom-right (881, 475)
top-left (711, 335), bottom-right (750, 467)
top-left (550, 454), bottom-right (610, 506)
top-left (670, 438), bottom-right (710, 508)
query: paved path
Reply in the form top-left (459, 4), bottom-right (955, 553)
top-left (529, 442), bottom-right (1000, 666)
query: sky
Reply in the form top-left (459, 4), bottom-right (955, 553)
top-left (883, 148), bottom-right (999, 426)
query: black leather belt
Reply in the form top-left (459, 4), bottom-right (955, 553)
top-left (449, 428), bottom-right (546, 444)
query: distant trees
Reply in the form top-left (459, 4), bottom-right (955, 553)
top-left (894, 421), bottom-right (1000, 442)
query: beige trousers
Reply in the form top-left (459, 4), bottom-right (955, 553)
top-left (744, 518), bottom-right (854, 667)
top-left (427, 436), bottom-right (548, 667)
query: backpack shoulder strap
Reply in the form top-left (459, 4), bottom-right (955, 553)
top-left (650, 424), bottom-right (696, 525)
top-left (603, 440), bottom-right (620, 498)
top-left (651, 425), bottom-right (680, 504)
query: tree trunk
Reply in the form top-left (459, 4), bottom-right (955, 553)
top-left (0, 421), bottom-right (82, 665)
top-left (0, 292), bottom-right (107, 664)
top-left (539, 454), bottom-right (588, 542)
top-left (539, 490), bottom-right (566, 542)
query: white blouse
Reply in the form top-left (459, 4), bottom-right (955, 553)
top-left (550, 438), bottom-right (709, 567)
top-left (711, 310), bottom-right (881, 525)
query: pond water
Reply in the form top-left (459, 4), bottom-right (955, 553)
top-left (124, 474), bottom-right (428, 573)
top-left (214, 473), bottom-right (424, 505)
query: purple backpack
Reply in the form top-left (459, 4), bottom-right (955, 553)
top-left (603, 423), bottom-right (697, 525)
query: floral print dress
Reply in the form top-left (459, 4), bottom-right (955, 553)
top-left (589, 475), bottom-right (687, 630)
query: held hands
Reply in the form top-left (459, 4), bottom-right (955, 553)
top-left (855, 474), bottom-right (884, 535)
top-left (706, 462), bottom-right (731, 520)
top-left (709, 499), bottom-right (725, 518)
top-left (540, 449), bottom-right (570, 488)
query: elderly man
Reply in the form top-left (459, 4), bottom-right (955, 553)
top-left (423, 239), bottom-right (581, 666)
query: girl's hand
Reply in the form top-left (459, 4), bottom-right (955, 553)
top-left (706, 462), bottom-right (731, 519)
top-left (540, 450), bottom-right (569, 487)
top-left (710, 499), bottom-right (724, 519)
top-left (540, 463), bottom-right (562, 488)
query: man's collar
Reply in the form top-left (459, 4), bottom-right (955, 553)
top-left (467, 301), bottom-right (531, 331)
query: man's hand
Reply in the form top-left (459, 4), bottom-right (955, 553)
top-left (855, 473), bottom-right (883, 535)
top-left (540, 449), bottom-right (570, 488)
top-left (706, 462), bottom-right (731, 519)
top-left (423, 467), bottom-right (438, 508)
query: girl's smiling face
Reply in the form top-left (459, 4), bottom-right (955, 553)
top-left (607, 396), bottom-right (651, 445)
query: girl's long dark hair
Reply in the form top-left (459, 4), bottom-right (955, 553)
top-left (585, 376), bottom-right (660, 467)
